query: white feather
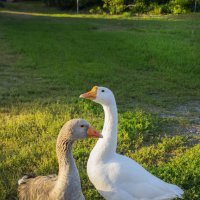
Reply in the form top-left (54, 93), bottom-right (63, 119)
top-left (87, 86), bottom-right (184, 200)
top-left (18, 175), bottom-right (29, 185)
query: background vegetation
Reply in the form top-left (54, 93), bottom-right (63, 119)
top-left (0, 0), bottom-right (200, 14)
top-left (41, 0), bottom-right (200, 14)
top-left (0, 2), bottom-right (200, 200)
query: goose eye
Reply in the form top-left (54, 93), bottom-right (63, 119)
top-left (101, 90), bottom-right (105, 92)
top-left (80, 125), bottom-right (84, 128)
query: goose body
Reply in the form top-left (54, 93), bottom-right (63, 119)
top-left (18, 119), bottom-right (101, 200)
top-left (80, 86), bottom-right (184, 200)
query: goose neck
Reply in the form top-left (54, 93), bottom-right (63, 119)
top-left (53, 140), bottom-right (79, 197)
top-left (56, 140), bottom-right (74, 182)
top-left (102, 103), bottom-right (118, 138)
top-left (94, 102), bottom-right (118, 157)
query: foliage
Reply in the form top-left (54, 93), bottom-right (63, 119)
top-left (129, 0), bottom-right (188, 14)
top-left (169, 0), bottom-right (188, 14)
top-left (103, 0), bottom-right (125, 14)
top-left (3, 0), bottom-right (198, 14)
top-left (98, 0), bottom-right (198, 15)
top-left (89, 6), bottom-right (104, 14)
top-left (160, 4), bottom-right (171, 14)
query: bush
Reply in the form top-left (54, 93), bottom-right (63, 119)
top-left (103, 0), bottom-right (125, 14)
top-left (148, 3), bottom-right (172, 14)
top-left (171, 4), bottom-right (187, 14)
top-left (131, 0), bottom-right (148, 14)
top-left (170, 0), bottom-right (190, 14)
top-left (89, 6), bottom-right (104, 14)
top-left (148, 3), bottom-right (162, 14)
top-left (122, 11), bottom-right (132, 17)
top-left (160, 4), bottom-right (171, 13)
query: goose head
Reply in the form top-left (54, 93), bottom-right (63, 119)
top-left (80, 86), bottom-right (115, 106)
top-left (60, 119), bottom-right (102, 141)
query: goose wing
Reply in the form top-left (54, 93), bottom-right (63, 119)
top-left (18, 174), bottom-right (57, 200)
top-left (110, 154), bottom-right (183, 200)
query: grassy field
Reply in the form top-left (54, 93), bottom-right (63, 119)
top-left (0, 2), bottom-right (200, 200)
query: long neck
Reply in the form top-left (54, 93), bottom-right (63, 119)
top-left (102, 102), bottom-right (118, 146)
top-left (52, 139), bottom-right (82, 199)
top-left (57, 140), bottom-right (74, 184)
top-left (91, 99), bottom-right (118, 160)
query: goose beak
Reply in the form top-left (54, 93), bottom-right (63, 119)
top-left (87, 127), bottom-right (102, 138)
top-left (79, 86), bottom-right (97, 100)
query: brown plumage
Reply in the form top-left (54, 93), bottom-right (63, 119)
top-left (18, 119), bottom-right (101, 200)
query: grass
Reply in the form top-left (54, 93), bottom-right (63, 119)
top-left (0, 2), bottom-right (200, 200)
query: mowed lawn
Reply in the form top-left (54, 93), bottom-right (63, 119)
top-left (0, 3), bottom-right (200, 200)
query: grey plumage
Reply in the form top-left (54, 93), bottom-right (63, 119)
top-left (18, 119), bottom-right (89, 200)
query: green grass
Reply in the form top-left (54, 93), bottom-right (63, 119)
top-left (0, 2), bottom-right (200, 200)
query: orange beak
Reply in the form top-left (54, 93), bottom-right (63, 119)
top-left (87, 127), bottom-right (102, 138)
top-left (80, 86), bottom-right (97, 100)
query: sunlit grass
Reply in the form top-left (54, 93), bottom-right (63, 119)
top-left (1, 101), bottom-right (199, 199)
top-left (0, 10), bottom-right (172, 20)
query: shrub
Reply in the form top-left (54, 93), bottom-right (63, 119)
top-left (89, 6), bottom-right (104, 14)
top-left (160, 4), bottom-right (171, 13)
top-left (122, 11), bottom-right (132, 17)
top-left (131, 1), bottom-right (148, 14)
top-left (148, 3), bottom-right (172, 14)
top-left (171, 4), bottom-right (187, 14)
top-left (148, 3), bottom-right (162, 14)
top-left (103, 0), bottom-right (125, 14)
top-left (170, 0), bottom-right (190, 14)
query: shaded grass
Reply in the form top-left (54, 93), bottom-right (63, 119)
top-left (0, 3), bottom-right (200, 200)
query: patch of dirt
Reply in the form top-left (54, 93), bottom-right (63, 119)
top-left (160, 101), bottom-right (200, 136)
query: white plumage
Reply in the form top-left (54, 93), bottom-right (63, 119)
top-left (80, 86), bottom-right (184, 200)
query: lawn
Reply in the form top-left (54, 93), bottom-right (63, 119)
top-left (0, 2), bottom-right (200, 200)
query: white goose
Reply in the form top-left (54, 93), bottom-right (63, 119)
top-left (80, 86), bottom-right (184, 200)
